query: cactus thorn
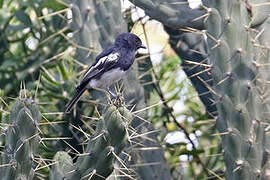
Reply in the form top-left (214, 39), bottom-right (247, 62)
top-left (252, 61), bottom-right (260, 68)
top-left (225, 16), bottom-right (231, 23)
top-left (265, 125), bottom-right (270, 132)
top-left (236, 48), bottom-right (243, 53)
top-left (108, 146), bottom-right (115, 155)
top-left (211, 39), bottom-right (221, 49)
top-left (227, 128), bottom-right (233, 134)
top-left (247, 138), bottom-right (253, 144)
top-left (233, 159), bottom-right (244, 173)
top-left (255, 169), bottom-right (261, 177)
top-left (86, 6), bottom-right (91, 12)
top-left (247, 82), bottom-right (251, 90)
top-left (226, 71), bottom-right (232, 77)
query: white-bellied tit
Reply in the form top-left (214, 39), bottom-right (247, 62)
top-left (65, 33), bottom-right (146, 113)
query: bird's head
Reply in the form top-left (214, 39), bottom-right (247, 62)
top-left (115, 33), bottom-right (146, 50)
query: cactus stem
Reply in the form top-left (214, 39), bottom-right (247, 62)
top-left (112, 150), bottom-right (130, 172)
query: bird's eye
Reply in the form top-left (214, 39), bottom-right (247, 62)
top-left (135, 38), bottom-right (141, 45)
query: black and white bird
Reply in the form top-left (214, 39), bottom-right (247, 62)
top-left (65, 33), bottom-right (146, 113)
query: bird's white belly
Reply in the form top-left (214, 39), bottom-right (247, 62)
top-left (88, 68), bottom-right (126, 89)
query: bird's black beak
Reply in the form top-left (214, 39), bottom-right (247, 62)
top-left (139, 45), bottom-right (146, 49)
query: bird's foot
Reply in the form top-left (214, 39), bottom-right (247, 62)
top-left (112, 93), bottom-right (124, 107)
top-left (106, 88), bottom-right (124, 106)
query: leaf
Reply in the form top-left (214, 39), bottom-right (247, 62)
top-left (41, 0), bottom-right (66, 11)
top-left (0, 0), bottom-right (3, 8)
top-left (14, 10), bottom-right (32, 27)
top-left (57, 61), bottom-right (68, 80)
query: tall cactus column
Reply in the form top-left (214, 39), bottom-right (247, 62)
top-left (203, 0), bottom-right (270, 179)
top-left (0, 92), bottom-right (42, 180)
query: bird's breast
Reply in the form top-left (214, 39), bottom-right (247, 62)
top-left (88, 68), bottom-right (126, 89)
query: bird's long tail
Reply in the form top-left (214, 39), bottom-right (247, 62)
top-left (65, 87), bottom-right (87, 113)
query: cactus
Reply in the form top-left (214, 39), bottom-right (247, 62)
top-left (50, 105), bottom-right (131, 180)
top-left (202, 1), bottom-right (270, 179)
top-left (132, 0), bottom-right (270, 178)
top-left (130, 0), bottom-right (205, 30)
top-left (49, 151), bottom-right (77, 179)
top-left (0, 90), bottom-right (41, 180)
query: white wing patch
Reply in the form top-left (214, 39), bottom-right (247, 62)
top-left (82, 52), bottom-right (120, 79)
top-left (107, 53), bottom-right (119, 62)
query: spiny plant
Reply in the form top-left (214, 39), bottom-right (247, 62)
top-left (49, 105), bottom-right (134, 179)
top-left (0, 0), bottom-right (174, 179)
top-left (0, 88), bottom-right (147, 179)
top-left (0, 89), bottom-right (41, 180)
top-left (131, 0), bottom-right (270, 179)
top-left (203, 1), bottom-right (270, 179)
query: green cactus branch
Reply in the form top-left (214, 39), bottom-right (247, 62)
top-left (50, 105), bottom-right (132, 180)
top-left (130, 0), bottom-right (206, 30)
top-left (202, 0), bottom-right (270, 179)
top-left (0, 91), bottom-right (41, 180)
top-left (130, 0), bottom-right (270, 178)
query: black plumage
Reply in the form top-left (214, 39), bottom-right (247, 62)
top-left (65, 33), bottom-right (145, 113)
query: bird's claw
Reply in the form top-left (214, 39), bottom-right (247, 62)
top-left (106, 88), bottom-right (124, 106)
top-left (111, 93), bottom-right (124, 107)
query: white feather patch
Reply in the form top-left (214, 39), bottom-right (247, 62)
top-left (83, 52), bottom-right (120, 79)
top-left (107, 53), bottom-right (119, 62)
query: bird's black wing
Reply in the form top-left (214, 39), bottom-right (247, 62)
top-left (76, 51), bottom-right (120, 92)
top-left (79, 46), bottom-right (114, 81)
